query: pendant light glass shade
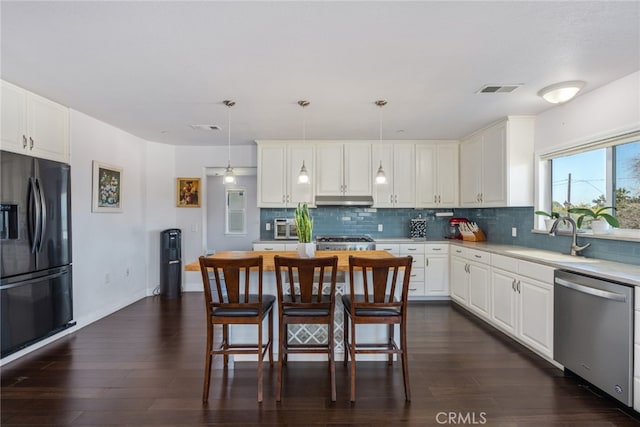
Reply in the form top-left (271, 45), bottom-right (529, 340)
top-left (297, 100), bottom-right (311, 185)
top-left (297, 160), bottom-right (310, 184)
top-left (374, 99), bottom-right (387, 185)
top-left (375, 161), bottom-right (387, 184)
top-left (223, 100), bottom-right (236, 185)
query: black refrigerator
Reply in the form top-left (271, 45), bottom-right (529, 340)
top-left (1, 150), bottom-right (73, 358)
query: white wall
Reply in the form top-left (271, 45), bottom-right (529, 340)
top-left (69, 110), bottom-right (150, 326)
top-left (145, 143), bottom-right (177, 294)
top-left (535, 71), bottom-right (640, 153)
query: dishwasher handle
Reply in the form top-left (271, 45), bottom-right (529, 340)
top-left (555, 277), bottom-right (627, 302)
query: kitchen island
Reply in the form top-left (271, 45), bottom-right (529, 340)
top-left (185, 250), bottom-right (398, 361)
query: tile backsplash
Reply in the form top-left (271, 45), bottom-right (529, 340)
top-left (260, 206), bottom-right (640, 265)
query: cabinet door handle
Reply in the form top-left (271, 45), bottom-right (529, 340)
top-left (29, 137), bottom-right (34, 149)
top-left (390, 195), bottom-right (394, 203)
top-left (425, 258), bottom-right (429, 267)
top-left (480, 193), bottom-right (483, 202)
top-left (438, 195), bottom-right (441, 203)
top-left (512, 279), bottom-right (516, 291)
top-left (407, 248), bottom-right (417, 251)
top-left (394, 195), bottom-right (398, 203)
top-left (22, 135), bottom-right (28, 149)
top-left (431, 248), bottom-right (442, 251)
top-left (517, 280), bottom-right (521, 293)
top-left (434, 194), bottom-right (437, 203)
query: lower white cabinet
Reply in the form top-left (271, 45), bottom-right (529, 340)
top-left (400, 243), bottom-right (426, 299)
top-left (450, 247), bottom-right (491, 320)
top-left (490, 254), bottom-right (554, 359)
top-left (252, 243), bottom-right (297, 251)
top-left (425, 244), bottom-right (449, 296)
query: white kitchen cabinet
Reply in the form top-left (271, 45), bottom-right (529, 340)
top-left (416, 143), bottom-right (459, 208)
top-left (376, 243), bottom-right (400, 255)
top-left (256, 141), bottom-right (314, 208)
top-left (449, 247), bottom-right (491, 320)
top-left (252, 243), bottom-right (298, 251)
top-left (401, 243), bottom-right (425, 299)
top-left (424, 244), bottom-right (449, 296)
top-left (1, 80), bottom-right (69, 163)
top-left (459, 116), bottom-right (534, 207)
top-left (316, 142), bottom-right (371, 196)
top-left (372, 143), bottom-right (415, 208)
top-left (490, 254), bottom-right (554, 359)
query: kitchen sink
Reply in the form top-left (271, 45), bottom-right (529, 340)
top-left (504, 249), bottom-right (600, 264)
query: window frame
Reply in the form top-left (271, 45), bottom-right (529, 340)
top-left (536, 130), bottom-right (640, 241)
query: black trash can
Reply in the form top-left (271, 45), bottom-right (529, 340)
top-left (160, 229), bottom-right (182, 298)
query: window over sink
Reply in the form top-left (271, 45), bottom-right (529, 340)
top-left (538, 131), bottom-right (640, 238)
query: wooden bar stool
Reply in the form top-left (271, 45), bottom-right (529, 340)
top-left (274, 255), bottom-right (339, 402)
top-left (343, 255), bottom-right (413, 402)
top-left (198, 255), bottom-right (275, 403)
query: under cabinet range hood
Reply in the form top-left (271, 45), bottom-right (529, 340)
top-left (315, 195), bottom-right (374, 206)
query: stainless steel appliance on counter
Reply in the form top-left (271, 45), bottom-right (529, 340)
top-left (274, 218), bottom-right (297, 240)
top-left (1, 151), bottom-right (74, 358)
top-left (554, 270), bottom-right (633, 406)
top-left (315, 235), bottom-right (375, 251)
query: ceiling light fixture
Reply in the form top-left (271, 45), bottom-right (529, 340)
top-left (374, 99), bottom-right (387, 185)
top-left (297, 100), bottom-right (310, 185)
top-left (538, 80), bottom-right (585, 104)
top-left (223, 100), bottom-right (236, 185)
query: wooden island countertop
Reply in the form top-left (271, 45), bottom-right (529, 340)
top-left (184, 250), bottom-right (395, 272)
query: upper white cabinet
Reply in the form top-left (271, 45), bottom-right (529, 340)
top-left (372, 143), bottom-right (415, 208)
top-left (1, 80), bottom-right (69, 163)
top-left (316, 142), bottom-right (371, 196)
top-left (459, 116), bottom-right (534, 207)
top-left (256, 141), bottom-right (315, 208)
top-left (416, 143), bottom-right (459, 208)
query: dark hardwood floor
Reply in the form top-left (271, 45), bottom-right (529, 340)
top-left (2, 294), bottom-right (638, 426)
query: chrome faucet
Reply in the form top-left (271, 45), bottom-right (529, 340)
top-left (549, 216), bottom-right (591, 256)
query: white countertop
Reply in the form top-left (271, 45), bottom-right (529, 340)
top-left (253, 238), bottom-right (640, 286)
top-left (450, 241), bottom-right (640, 287)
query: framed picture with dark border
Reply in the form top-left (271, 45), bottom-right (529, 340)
top-left (92, 161), bottom-right (123, 213)
top-left (177, 177), bottom-right (201, 207)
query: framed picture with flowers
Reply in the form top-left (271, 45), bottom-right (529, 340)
top-left (92, 161), bottom-right (123, 213)
top-left (177, 177), bottom-right (201, 207)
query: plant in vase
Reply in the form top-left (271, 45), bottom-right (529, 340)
top-left (534, 210), bottom-right (561, 231)
top-left (568, 206), bottom-right (619, 234)
top-left (294, 202), bottom-right (315, 257)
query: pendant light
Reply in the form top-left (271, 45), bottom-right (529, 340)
top-left (223, 100), bottom-right (236, 185)
top-left (297, 100), bottom-right (311, 184)
top-left (375, 99), bottom-right (387, 185)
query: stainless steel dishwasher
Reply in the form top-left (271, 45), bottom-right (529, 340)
top-left (554, 270), bottom-right (633, 406)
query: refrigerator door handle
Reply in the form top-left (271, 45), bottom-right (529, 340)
top-left (28, 177), bottom-right (42, 254)
top-left (35, 178), bottom-right (47, 253)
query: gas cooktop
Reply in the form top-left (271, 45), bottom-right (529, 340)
top-left (315, 235), bottom-right (376, 251)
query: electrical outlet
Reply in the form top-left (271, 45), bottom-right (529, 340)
top-left (511, 227), bottom-right (517, 237)
top-left (378, 224), bottom-right (384, 232)
top-left (266, 222), bottom-right (271, 231)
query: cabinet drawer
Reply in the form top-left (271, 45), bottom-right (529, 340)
top-left (253, 243), bottom-right (285, 251)
top-left (378, 244), bottom-right (400, 255)
top-left (492, 254), bottom-right (518, 272)
top-left (407, 267), bottom-right (425, 282)
top-left (401, 244), bottom-right (425, 255)
top-left (425, 244), bottom-right (449, 254)
top-left (466, 248), bottom-right (490, 263)
top-left (407, 281), bottom-right (425, 296)
top-left (409, 255), bottom-right (426, 268)
top-left (518, 260), bottom-right (554, 283)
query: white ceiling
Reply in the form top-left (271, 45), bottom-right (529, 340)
top-left (2, 1), bottom-right (639, 147)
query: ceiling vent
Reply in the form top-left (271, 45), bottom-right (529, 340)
top-left (190, 124), bottom-right (221, 131)
top-left (476, 84), bottom-right (522, 94)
